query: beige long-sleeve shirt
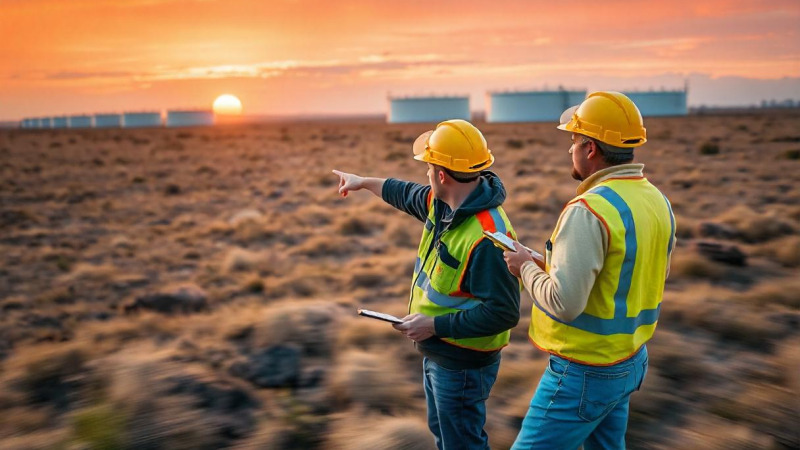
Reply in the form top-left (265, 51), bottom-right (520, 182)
top-left (520, 164), bottom-right (673, 322)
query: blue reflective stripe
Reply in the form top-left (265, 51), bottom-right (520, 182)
top-left (662, 194), bottom-right (675, 256)
top-left (414, 257), bottom-right (421, 273)
top-left (489, 208), bottom-right (507, 234)
top-left (424, 218), bottom-right (434, 232)
top-left (591, 186), bottom-right (636, 319)
top-left (415, 269), bottom-right (481, 310)
top-left (532, 298), bottom-right (660, 335)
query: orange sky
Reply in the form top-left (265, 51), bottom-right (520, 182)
top-left (2, 0), bottom-right (799, 120)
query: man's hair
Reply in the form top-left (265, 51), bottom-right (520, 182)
top-left (435, 165), bottom-right (481, 183)
top-left (579, 136), bottom-right (634, 165)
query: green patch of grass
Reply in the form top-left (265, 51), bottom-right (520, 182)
top-left (71, 403), bottom-right (126, 449)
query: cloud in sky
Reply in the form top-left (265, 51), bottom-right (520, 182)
top-left (1, 0), bottom-right (798, 119)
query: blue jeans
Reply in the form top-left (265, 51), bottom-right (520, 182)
top-left (512, 346), bottom-right (648, 450)
top-left (423, 357), bottom-right (501, 450)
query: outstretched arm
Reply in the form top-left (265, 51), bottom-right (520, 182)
top-left (332, 170), bottom-right (385, 198)
top-left (333, 169), bottom-right (431, 222)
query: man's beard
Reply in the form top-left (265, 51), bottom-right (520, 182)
top-left (571, 167), bottom-right (583, 181)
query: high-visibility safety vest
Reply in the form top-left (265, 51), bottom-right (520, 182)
top-left (410, 194), bottom-right (517, 351)
top-left (530, 177), bottom-right (675, 365)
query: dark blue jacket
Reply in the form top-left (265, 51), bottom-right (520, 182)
top-left (382, 171), bottom-right (520, 369)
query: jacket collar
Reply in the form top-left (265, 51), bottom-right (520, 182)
top-left (576, 163), bottom-right (645, 195)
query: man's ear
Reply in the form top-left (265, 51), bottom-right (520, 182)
top-left (437, 168), bottom-right (446, 184)
top-left (586, 141), bottom-right (600, 160)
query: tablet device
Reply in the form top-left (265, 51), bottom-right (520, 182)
top-left (482, 230), bottom-right (545, 260)
top-left (483, 230), bottom-right (517, 252)
top-left (357, 309), bottom-right (403, 324)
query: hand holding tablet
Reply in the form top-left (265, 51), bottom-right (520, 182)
top-left (357, 309), bottom-right (403, 324)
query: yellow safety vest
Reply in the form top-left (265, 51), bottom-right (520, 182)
top-left (529, 177), bottom-right (675, 365)
top-left (410, 193), bottom-right (517, 351)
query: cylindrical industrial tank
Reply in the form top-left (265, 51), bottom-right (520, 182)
top-left (388, 96), bottom-right (470, 123)
top-left (123, 112), bottom-right (162, 128)
top-left (30, 118), bottom-right (41, 129)
top-left (53, 116), bottom-right (68, 128)
top-left (621, 91), bottom-right (687, 117)
top-left (40, 117), bottom-right (53, 128)
top-left (94, 113), bottom-right (122, 128)
top-left (166, 110), bottom-right (214, 127)
top-left (486, 89), bottom-right (587, 123)
top-left (68, 115), bottom-right (93, 128)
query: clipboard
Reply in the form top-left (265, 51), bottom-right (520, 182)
top-left (357, 309), bottom-right (403, 324)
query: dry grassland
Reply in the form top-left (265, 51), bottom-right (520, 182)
top-left (0, 111), bottom-right (798, 449)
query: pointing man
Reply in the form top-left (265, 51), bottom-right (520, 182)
top-left (334, 119), bottom-right (520, 449)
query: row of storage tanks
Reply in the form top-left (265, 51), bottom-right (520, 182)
top-left (19, 110), bottom-right (215, 129)
top-left (389, 89), bottom-right (687, 124)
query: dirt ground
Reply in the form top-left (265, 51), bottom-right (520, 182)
top-left (0, 111), bottom-right (798, 449)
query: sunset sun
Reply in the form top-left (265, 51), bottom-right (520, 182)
top-left (213, 94), bottom-right (243, 115)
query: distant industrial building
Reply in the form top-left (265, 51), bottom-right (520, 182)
top-left (40, 117), bottom-right (52, 128)
top-left (94, 113), bottom-right (122, 128)
top-left (123, 112), bottom-right (162, 128)
top-left (30, 118), bottom-right (41, 129)
top-left (486, 89), bottom-right (587, 123)
top-left (19, 119), bottom-right (31, 129)
top-left (166, 110), bottom-right (214, 127)
top-left (68, 115), bottom-right (93, 128)
top-left (621, 90), bottom-right (687, 117)
top-left (53, 116), bottom-right (68, 128)
top-left (388, 95), bottom-right (470, 123)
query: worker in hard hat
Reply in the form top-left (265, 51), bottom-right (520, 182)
top-left (503, 92), bottom-right (676, 449)
top-left (333, 119), bottom-right (520, 449)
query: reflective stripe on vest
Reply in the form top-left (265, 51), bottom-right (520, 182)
top-left (529, 177), bottom-right (674, 364)
top-left (410, 203), bottom-right (516, 352)
top-left (414, 264), bottom-right (482, 310)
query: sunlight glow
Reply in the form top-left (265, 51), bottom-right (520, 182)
top-left (213, 94), bottom-right (243, 115)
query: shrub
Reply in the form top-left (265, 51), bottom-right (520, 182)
top-left (338, 216), bottom-right (374, 236)
top-left (222, 248), bottom-right (259, 273)
top-left (250, 301), bottom-right (340, 359)
top-left (243, 276), bottom-right (264, 293)
top-left (14, 346), bottom-right (93, 410)
top-left (699, 141), bottom-right (720, 155)
top-left (329, 416), bottom-right (435, 450)
top-left (328, 350), bottom-right (416, 413)
top-left (669, 252), bottom-right (723, 280)
top-left (506, 139), bottom-right (525, 149)
top-left (782, 149), bottom-right (800, 160)
top-left (715, 205), bottom-right (795, 243)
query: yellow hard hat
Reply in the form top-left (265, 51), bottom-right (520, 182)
top-left (412, 119), bottom-right (494, 172)
top-left (558, 91), bottom-right (647, 149)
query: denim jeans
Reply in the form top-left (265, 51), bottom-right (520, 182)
top-left (423, 357), bottom-right (501, 450)
top-left (511, 346), bottom-right (648, 450)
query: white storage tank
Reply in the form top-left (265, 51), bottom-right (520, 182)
top-left (621, 90), bottom-right (687, 117)
top-left (94, 113), bottom-right (122, 128)
top-left (68, 115), bottom-right (93, 128)
top-left (123, 111), bottom-right (162, 128)
top-left (166, 109), bottom-right (214, 127)
top-left (487, 89), bottom-right (587, 122)
top-left (388, 95), bottom-right (470, 123)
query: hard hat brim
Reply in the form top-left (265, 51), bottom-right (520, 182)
top-left (412, 130), bottom-right (434, 162)
top-left (557, 105), bottom-right (579, 131)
